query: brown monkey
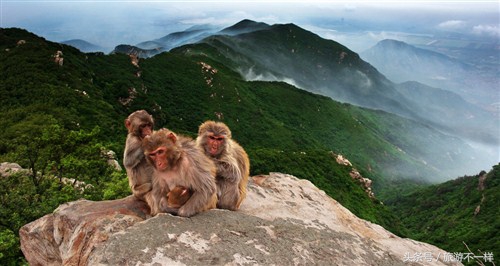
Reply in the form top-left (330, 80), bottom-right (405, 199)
top-left (123, 110), bottom-right (155, 209)
top-left (196, 121), bottom-right (250, 211)
top-left (143, 129), bottom-right (218, 217)
top-left (167, 186), bottom-right (192, 208)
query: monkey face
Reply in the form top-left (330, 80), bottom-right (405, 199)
top-left (139, 122), bottom-right (153, 139)
top-left (125, 111), bottom-right (154, 140)
top-left (143, 130), bottom-right (181, 171)
top-left (147, 147), bottom-right (169, 171)
top-left (206, 134), bottom-right (225, 156)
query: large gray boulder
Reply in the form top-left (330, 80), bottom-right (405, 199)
top-left (20, 173), bottom-right (461, 265)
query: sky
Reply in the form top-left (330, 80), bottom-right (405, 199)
top-left (1, 1), bottom-right (499, 51)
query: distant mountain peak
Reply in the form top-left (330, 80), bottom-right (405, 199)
top-left (227, 19), bottom-right (269, 29)
top-left (378, 39), bottom-right (406, 46)
top-left (61, 39), bottom-right (105, 53)
top-left (220, 19), bottom-right (270, 35)
top-left (372, 39), bottom-right (448, 58)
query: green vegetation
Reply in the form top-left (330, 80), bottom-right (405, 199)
top-left (0, 28), bottom-right (497, 265)
top-left (387, 164), bottom-right (500, 264)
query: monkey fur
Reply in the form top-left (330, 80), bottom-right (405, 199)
top-left (143, 128), bottom-right (217, 217)
top-left (196, 121), bottom-right (250, 210)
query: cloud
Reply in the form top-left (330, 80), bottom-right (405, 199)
top-left (472, 24), bottom-right (500, 37)
top-left (343, 4), bottom-right (357, 12)
top-left (180, 11), bottom-right (279, 27)
top-left (437, 20), bottom-right (467, 31)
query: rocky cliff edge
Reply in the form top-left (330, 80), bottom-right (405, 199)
top-left (19, 173), bottom-right (461, 265)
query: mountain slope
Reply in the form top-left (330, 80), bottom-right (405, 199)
top-left (218, 19), bottom-right (270, 35)
top-left (1, 28), bottom-right (490, 183)
top-left (396, 81), bottom-right (499, 146)
top-left (174, 22), bottom-right (419, 120)
top-left (361, 39), bottom-right (499, 147)
top-left (111, 44), bottom-right (161, 58)
top-left (133, 25), bottom-right (219, 56)
top-left (61, 39), bottom-right (106, 53)
top-left (172, 20), bottom-right (497, 164)
top-left (361, 39), bottom-right (498, 109)
top-left (386, 163), bottom-right (500, 259)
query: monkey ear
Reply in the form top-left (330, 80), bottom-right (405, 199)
top-left (167, 132), bottom-right (177, 143)
top-left (125, 119), bottom-right (131, 130)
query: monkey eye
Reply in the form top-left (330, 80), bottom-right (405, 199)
top-left (209, 136), bottom-right (224, 141)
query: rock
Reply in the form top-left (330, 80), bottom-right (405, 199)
top-left (104, 150), bottom-right (123, 171)
top-left (20, 173), bottom-right (461, 265)
top-left (478, 170), bottom-right (487, 191)
top-left (20, 196), bottom-right (149, 265)
top-left (129, 53), bottom-right (139, 67)
top-left (0, 162), bottom-right (28, 177)
top-left (349, 168), bottom-right (375, 198)
top-left (335, 153), bottom-right (352, 166)
top-left (53, 50), bottom-right (64, 66)
top-left (118, 87), bottom-right (137, 106)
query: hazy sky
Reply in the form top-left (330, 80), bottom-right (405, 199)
top-left (1, 1), bottom-right (499, 51)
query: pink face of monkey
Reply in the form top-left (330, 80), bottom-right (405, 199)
top-left (206, 133), bottom-right (225, 156)
top-left (147, 147), bottom-right (168, 171)
top-left (143, 131), bottom-right (179, 172)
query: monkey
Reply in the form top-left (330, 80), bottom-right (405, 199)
top-left (167, 186), bottom-right (192, 208)
top-left (143, 128), bottom-right (218, 217)
top-left (196, 121), bottom-right (250, 211)
top-left (123, 110), bottom-right (155, 209)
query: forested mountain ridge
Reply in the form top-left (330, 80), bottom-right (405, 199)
top-left (361, 38), bottom-right (498, 111)
top-left (170, 20), bottom-right (497, 170)
top-left (173, 22), bottom-right (418, 119)
top-left (361, 39), bottom-right (499, 146)
top-left (388, 163), bottom-right (500, 262)
top-left (1, 27), bottom-right (482, 183)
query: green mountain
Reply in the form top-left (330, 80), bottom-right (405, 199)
top-left (111, 44), bottom-right (161, 58)
top-left (0, 26), bottom-right (491, 199)
top-left (1, 27), bottom-right (497, 263)
top-left (61, 39), bottom-right (105, 53)
top-left (387, 163), bottom-right (500, 261)
top-left (171, 21), bottom-right (492, 180)
top-left (174, 22), bottom-right (419, 120)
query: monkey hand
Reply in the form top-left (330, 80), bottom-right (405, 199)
top-left (177, 207), bottom-right (195, 218)
top-left (216, 162), bottom-right (239, 182)
top-left (160, 198), bottom-right (181, 215)
top-left (132, 182), bottom-right (153, 198)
